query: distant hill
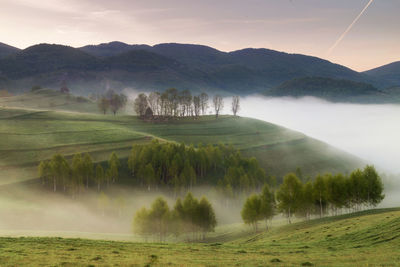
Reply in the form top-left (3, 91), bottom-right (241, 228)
top-left (364, 61), bottom-right (400, 87)
top-left (0, 42), bottom-right (19, 59)
top-left (265, 77), bottom-right (381, 101)
top-left (0, 41), bottom-right (395, 98)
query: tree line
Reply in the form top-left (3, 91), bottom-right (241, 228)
top-left (128, 140), bottom-right (268, 194)
top-left (241, 165), bottom-right (384, 231)
top-left (38, 141), bottom-right (268, 196)
top-left (133, 192), bottom-right (216, 241)
top-left (38, 152), bottom-right (120, 196)
top-left (133, 88), bottom-right (240, 119)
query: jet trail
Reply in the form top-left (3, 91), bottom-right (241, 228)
top-left (327, 0), bottom-right (375, 55)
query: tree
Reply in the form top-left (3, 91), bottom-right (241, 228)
top-left (82, 153), bottom-right (94, 189)
top-left (98, 97), bottom-right (109, 114)
top-left (362, 165), bottom-right (384, 207)
top-left (110, 93), bottom-right (126, 115)
top-left (193, 96), bottom-right (201, 117)
top-left (108, 152), bottom-right (120, 183)
top-left (133, 207), bottom-right (151, 239)
top-left (260, 184), bottom-right (275, 230)
top-left (134, 93), bottom-right (148, 117)
top-left (313, 174), bottom-right (327, 218)
top-left (71, 153), bottom-right (84, 195)
top-left (212, 95), bottom-right (224, 118)
top-left (241, 194), bottom-right (262, 232)
top-left (50, 154), bottom-right (70, 192)
top-left (276, 173), bottom-right (302, 223)
top-left (148, 92), bottom-right (160, 116)
top-left (200, 93), bottom-right (209, 115)
top-left (231, 95), bottom-right (240, 116)
top-left (197, 197), bottom-right (217, 239)
top-left (149, 197), bottom-right (170, 241)
top-left (38, 160), bottom-right (51, 185)
top-left (95, 164), bottom-right (105, 192)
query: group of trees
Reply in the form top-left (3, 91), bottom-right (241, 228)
top-left (241, 165), bottom-right (385, 230)
top-left (133, 192), bottom-right (216, 241)
top-left (241, 184), bottom-right (275, 232)
top-left (276, 165), bottom-right (384, 223)
top-left (38, 152), bottom-right (121, 196)
top-left (97, 90), bottom-right (127, 115)
top-left (128, 140), bottom-right (268, 194)
top-left (133, 88), bottom-right (240, 119)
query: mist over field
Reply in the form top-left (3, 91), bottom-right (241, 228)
top-left (237, 95), bottom-right (400, 174)
top-left (235, 95), bottom-right (400, 207)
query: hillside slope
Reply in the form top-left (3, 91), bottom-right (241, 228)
top-left (0, 91), bottom-right (362, 185)
top-left (0, 42), bottom-right (20, 59)
top-left (0, 208), bottom-right (398, 266)
top-left (364, 61), bottom-right (400, 87)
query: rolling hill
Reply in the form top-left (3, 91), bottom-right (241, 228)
top-left (0, 90), bottom-right (362, 186)
top-left (0, 208), bottom-right (398, 266)
top-left (0, 41), bottom-right (392, 98)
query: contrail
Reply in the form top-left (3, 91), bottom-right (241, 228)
top-left (327, 0), bottom-right (374, 55)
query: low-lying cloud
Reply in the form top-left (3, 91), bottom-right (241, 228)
top-left (237, 95), bottom-right (400, 174)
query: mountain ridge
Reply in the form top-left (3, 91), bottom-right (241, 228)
top-left (0, 41), bottom-right (397, 98)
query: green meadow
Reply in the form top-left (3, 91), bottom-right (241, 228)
top-left (0, 90), bottom-right (361, 185)
top-left (0, 208), bottom-right (398, 266)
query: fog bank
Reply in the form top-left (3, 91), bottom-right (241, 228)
top-left (237, 95), bottom-right (400, 174)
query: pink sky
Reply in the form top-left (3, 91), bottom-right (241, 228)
top-left (0, 0), bottom-right (399, 71)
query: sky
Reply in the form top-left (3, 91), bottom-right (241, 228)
top-left (0, 0), bottom-right (399, 71)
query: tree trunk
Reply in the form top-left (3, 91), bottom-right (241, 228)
top-left (53, 177), bottom-right (57, 192)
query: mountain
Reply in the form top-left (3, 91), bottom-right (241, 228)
top-left (364, 61), bottom-right (400, 87)
top-left (0, 42), bottom-right (20, 59)
top-left (80, 41), bottom-right (151, 57)
top-left (0, 41), bottom-right (394, 98)
top-left (266, 77), bottom-right (381, 101)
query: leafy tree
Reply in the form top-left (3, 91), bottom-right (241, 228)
top-left (38, 160), bottom-right (51, 185)
top-left (313, 174), bottom-right (328, 218)
top-left (82, 153), bottom-right (94, 189)
top-left (149, 197), bottom-right (170, 241)
top-left (110, 93), bottom-right (127, 115)
top-left (241, 194), bottom-right (262, 232)
top-left (260, 184), bottom-right (275, 230)
top-left (95, 164), bottom-right (105, 192)
top-left (197, 197), bottom-right (217, 239)
top-left (108, 152), bottom-right (120, 183)
top-left (276, 173), bottom-right (302, 223)
top-left (362, 165), bottom-right (384, 207)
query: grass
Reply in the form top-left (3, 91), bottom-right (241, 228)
top-left (0, 90), bottom-right (362, 185)
top-left (0, 208), bottom-right (398, 266)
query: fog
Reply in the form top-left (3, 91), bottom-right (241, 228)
top-left (236, 95), bottom-right (400, 174)
top-left (0, 185), bottom-right (243, 240)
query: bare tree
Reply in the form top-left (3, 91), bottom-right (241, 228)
top-left (231, 95), bottom-right (240, 116)
top-left (193, 96), bottom-right (201, 117)
top-left (134, 93), bottom-right (148, 117)
top-left (212, 95), bottom-right (224, 119)
top-left (148, 92), bottom-right (160, 115)
top-left (200, 92), bottom-right (209, 115)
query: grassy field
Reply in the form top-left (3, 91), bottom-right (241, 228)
top-left (0, 90), bottom-right (362, 185)
top-left (0, 208), bottom-right (398, 266)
